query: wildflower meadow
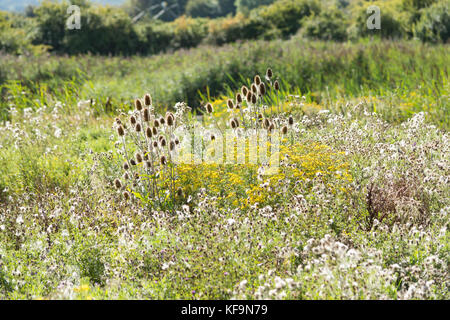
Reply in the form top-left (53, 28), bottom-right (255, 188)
top-left (0, 0), bottom-right (448, 301)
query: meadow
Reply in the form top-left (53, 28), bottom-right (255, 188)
top-left (0, 38), bottom-right (448, 299)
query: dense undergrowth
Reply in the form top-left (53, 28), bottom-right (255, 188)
top-left (1, 39), bottom-right (449, 127)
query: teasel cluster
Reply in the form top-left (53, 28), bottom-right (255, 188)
top-left (225, 68), bottom-right (292, 137)
top-left (114, 93), bottom-right (182, 209)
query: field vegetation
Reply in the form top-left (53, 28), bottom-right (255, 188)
top-left (0, 0), bottom-right (448, 300)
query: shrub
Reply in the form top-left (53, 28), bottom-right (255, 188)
top-left (186, 0), bottom-right (221, 18)
top-left (301, 7), bottom-right (349, 41)
top-left (236, 0), bottom-right (276, 15)
top-left (256, 0), bottom-right (321, 37)
top-left (414, 0), bottom-right (449, 43)
top-left (348, 1), bottom-right (409, 39)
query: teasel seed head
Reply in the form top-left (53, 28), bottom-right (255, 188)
top-left (145, 161), bottom-right (152, 169)
top-left (251, 83), bottom-right (258, 94)
top-left (251, 93), bottom-right (257, 105)
top-left (266, 68), bottom-right (273, 80)
top-left (114, 178), bottom-right (122, 189)
top-left (123, 191), bottom-right (130, 201)
top-left (123, 172), bottom-right (129, 180)
top-left (177, 187), bottom-right (184, 198)
top-left (175, 138), bottom-right (180, 145)
top-left (134, 172), bottom-right (140, 180)
top-left (152, 127), bottom-right (158, 135)
top-left (130, 159), bottom-right (137, 166)
top-left (135, 123), bottom-right (142, 132)
top-left (269, 123), bottom-right (275, 132)
top-left (205, 103), bottom-right (213, 114)
top-left (233, 117), bottom-right (240, 128)
top-left (281, 126), bottom-right (288, 135)
top-left (160, 155), bottom-right (167, 166)
top-left (154, 119), bottom-right (160, 127)
top-left (257, 113), bottom-right (263, 122)
top-left (144, 93), bottom-right (152, 106)
top-left (263, 118), bottom-right (270, 128)
top-left (143, 108), bottom-right (150, 122)
top-left (159, 117), bottom-right (165, 125)
top-left (160, 138), bottom-right (167, 147)
top-left (227, 99), bottom-right (234, 110)
top-left (135, 152), bottom-right (143, 163)
top-left (288, 115), bottom-right (294, 126)
top-left (274, 80), bottom-right (280, 91)
top-left (143, 150), bottom-right (149, 161)
top-left (153, 141), bottom-right (158, 148)
top-left (117, 125), bottom-right (125, 136)
top-left (259, 83), bottom-right (266, 96)
top-left (230, 119), bottom-right (237, 129)
top-left (241, 86), bottom-right (248, 97)
top-left (169, 140), bottom-right (176, 151)
top-left (146, 127), bottom-right (153, 138)
top-left (254, 75), bottom-right (261, 86)
top-left (135, 99), bottom-right (143, 111)
top-left (166, 113), bottom-right (174, 126)
top-left (246, 91), bottom-right (252, 102)
top-left (236, 93), bottom-right (243, 104)
top-left (115, 117), bottom-right (122, 125)
top-left (123, 161), bottom-right (130, 170)
top-left (130, 115), bottom-right (137, 126)
top-left (210, 134), bottom-right (216, 141)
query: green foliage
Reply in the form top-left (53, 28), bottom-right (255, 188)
top-left (186, 0), bottom-right (221, 18)
top-left (256, 0), bottom-right (320, 37)
top-left (236, 0), bottom-right (276, 14)
top-left (414, 0), bottom-right (449, 42)
top-left (302, 6), bottom-right (348, 41)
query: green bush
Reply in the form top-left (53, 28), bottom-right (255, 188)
top-left (302, 7), bottom-right (348, 41)
top-left (414, 0), bottom-right (449, 42)
top-left (256, 0), bottom-right (321, 37)
top-left (186, 0), bottom-right (221, 18)
top-left (236, 0), bottom-right (276, 14)
top-left (349, 1), bottom-right (408, 39)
